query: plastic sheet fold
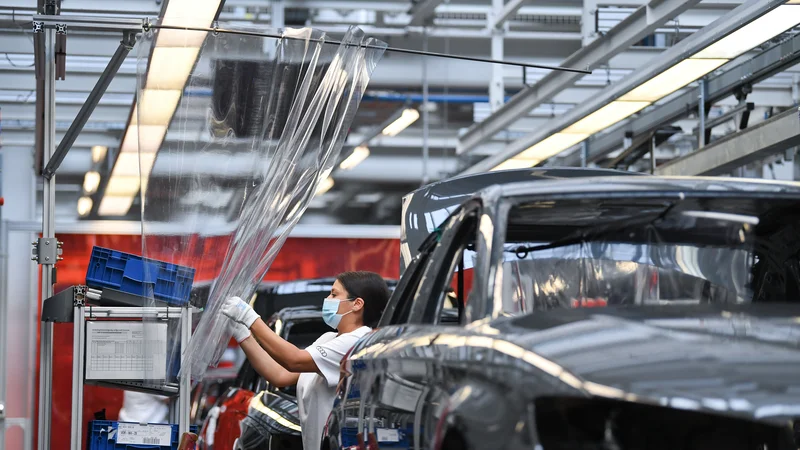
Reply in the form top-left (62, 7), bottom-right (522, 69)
top-left (135, 25), bottom-right (385, 384)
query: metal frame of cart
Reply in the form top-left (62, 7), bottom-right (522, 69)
top-left (41, 285), bottom-right (192, 450)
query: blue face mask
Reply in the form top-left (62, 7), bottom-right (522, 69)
top-left (322, 297), bottom-right (355, 330)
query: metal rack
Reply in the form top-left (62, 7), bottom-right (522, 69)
top-left (41, 286), bottom-right (192, 450)
top-left (30, 10), bottom-right (148, 450)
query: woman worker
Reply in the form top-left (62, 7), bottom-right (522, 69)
top-left (222, 271), bottom-right (391, 450)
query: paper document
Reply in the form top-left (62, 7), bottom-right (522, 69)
top-left (85, 321), bottom-right (168, 380)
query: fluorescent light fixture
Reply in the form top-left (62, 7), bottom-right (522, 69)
top-left (518, 132), bottom-right (590, 161)
top-left (137, 89), bottom-right (182, 125)
top-left (382, 109), bottom-right (420, 137)
top-left (694, 5), bottom-right (800, 59)
top-left (339, 145), bottom-right (370, 170)
top-left (492, 3), bottom-right (800, 171)
top-left (98, 195), bottom-right (135, 216)
top-left (77, 196), bottom-right (93, 217)
top-left (145, 47), bottom-right (200, 90)
top-left (105, 176), bottom-right (141, 196)
top-left (83, 171), bottom-right (101, 194)
top-left (99, 0), bottom-right (220, 216)
top-left (563, 101), bottom-right (650, 134)
top-left (113, 153), bottom-right (158, 178)
top-left (315, 177), bottom-right (334, 196)
top-left (120, 125), bottom-right (168, 153)
top-left (620, 58), bottom-right (727, 102)
top-left (490, 158), bottom-right (537, 172)
top-left (158, 0), bottom-right (223, 47)
top-left (91, 146), bottom-right (108, 163)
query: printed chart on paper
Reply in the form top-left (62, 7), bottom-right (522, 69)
top-left (85, 321), bottom-right (168, 380)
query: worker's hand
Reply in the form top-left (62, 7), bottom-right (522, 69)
top-left (227, 319), bottom-right (251, 344)
top-left (221, 296), bottom-right (260, 328)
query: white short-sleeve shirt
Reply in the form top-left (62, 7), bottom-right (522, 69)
top-left (296, 326), bottom-right (371, 450)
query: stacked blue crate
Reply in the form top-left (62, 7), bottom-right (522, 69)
top-left (85, 246), bottom-right (196, 306)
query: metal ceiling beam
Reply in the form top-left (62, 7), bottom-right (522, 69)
top-left (461, 0), bottom-right (788, 173)
top-left (408, 0), bottom-right (447, 26)
top-left (655, 108), bottom-right (800, 176)
top-left (559, 30), bottom-right (800, 166)
top-left (456, 0), bottom-right (702, 155)
top-left (43, 31), bottom-right (135, 179)
top-left (490, 0), bottom-right (526, 29)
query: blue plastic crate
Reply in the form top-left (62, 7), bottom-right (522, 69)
top-left (85, 246), bottom-right (196, 306)
top-left (87, 421), bottom-right (197, 450)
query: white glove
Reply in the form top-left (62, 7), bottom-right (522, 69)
top-left (228, 319), bottom-right (251, 344)
top-left (221, 296), bottom-right (260, 328)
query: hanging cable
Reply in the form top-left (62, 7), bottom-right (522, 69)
top-left (143, 23), bottom-right (591, 74)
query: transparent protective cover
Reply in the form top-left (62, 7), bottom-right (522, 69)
top-left (135, 24), bottom-right (386, 384)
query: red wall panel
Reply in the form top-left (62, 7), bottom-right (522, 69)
top-left (44, 234), bottom-right (399, 450)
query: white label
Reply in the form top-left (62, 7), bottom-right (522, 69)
top-left (117, 423), bottom-right (172, 446)
top-left (376, 428), bottom-right (400, 443)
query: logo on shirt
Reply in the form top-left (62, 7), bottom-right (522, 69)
top-left (316, 346), bottom-right (327, 357)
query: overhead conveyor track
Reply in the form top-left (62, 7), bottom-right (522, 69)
top-left (654, 108), bottom-right (800, 176)
top-left (558, 30), bottom-right (800, 167)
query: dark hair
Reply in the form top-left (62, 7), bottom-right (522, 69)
top-left (336, 271), bottom-right (390, 328)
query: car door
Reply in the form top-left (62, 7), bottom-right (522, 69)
top-left (325, 201), bottom-right (485, 450)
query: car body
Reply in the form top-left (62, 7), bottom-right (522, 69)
top-left (323, 171), bottom-right (800, 450)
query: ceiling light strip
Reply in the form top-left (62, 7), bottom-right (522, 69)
top-left (478, 0), bottom-right (797, 172)
top-left (99, 0), bottom-right (222, 216)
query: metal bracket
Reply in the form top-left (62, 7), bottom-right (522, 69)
top-left (31, 238), bottom-right (63, 265)
top-left (74, 285), bottom-right (86, 307)
top-left (121, 30), bottom-right (137, 49)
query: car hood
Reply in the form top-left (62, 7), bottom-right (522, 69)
top-left (490, 304), bottom-right (800, 424)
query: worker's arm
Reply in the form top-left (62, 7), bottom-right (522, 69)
top-left (239, 336), bottom-right (300, 387)
top-left (223, 296), bottom-right (320, 374)
top-left (249, 318), bottom-right (319, 373)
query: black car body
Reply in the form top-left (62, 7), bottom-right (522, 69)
top-left (323, 171), bottom-right (800, 450)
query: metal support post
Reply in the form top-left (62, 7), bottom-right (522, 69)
top-left (698, 78), bottom-right (708, 148)
top-left (650, 134), bottom-right (657, 174)
top-left (43, 31), bottom-right (137, 180)
top-left (489, 0), bottom-right (505, 113)
top-left (581, 141), bottom-right (589, 168)
top-left (421, 30), bottom-right (430, 186)
top-left (37, 22), bottom-right (57, 450)
top-left (70, 300), bottom-right (85, 450)
top-left (178, 305), bottom-right (191, 435)
top-left (582, 0), bottom-right (599, 46)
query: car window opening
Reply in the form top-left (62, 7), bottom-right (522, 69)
top-left (499, 197), bottom-right (800, 315)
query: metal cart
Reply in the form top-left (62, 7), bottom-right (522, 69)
top-left (41, 285), bottom-right (192, 450)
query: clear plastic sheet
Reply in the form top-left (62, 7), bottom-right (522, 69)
top-left (501, 226), bottom-right (753, 314)
top-left (135, 25), bottom-right (385, 384)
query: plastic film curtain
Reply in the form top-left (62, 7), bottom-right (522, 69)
top-left (135, 25), bottom-right (386, 384)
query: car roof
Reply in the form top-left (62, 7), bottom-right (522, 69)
top-left (493, 175), bottom-right (800, 199)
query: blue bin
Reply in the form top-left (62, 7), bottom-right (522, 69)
top-left (86, 421), bottom-right (198, 450)
top-left (85, 246), bottom-right (196, 306)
